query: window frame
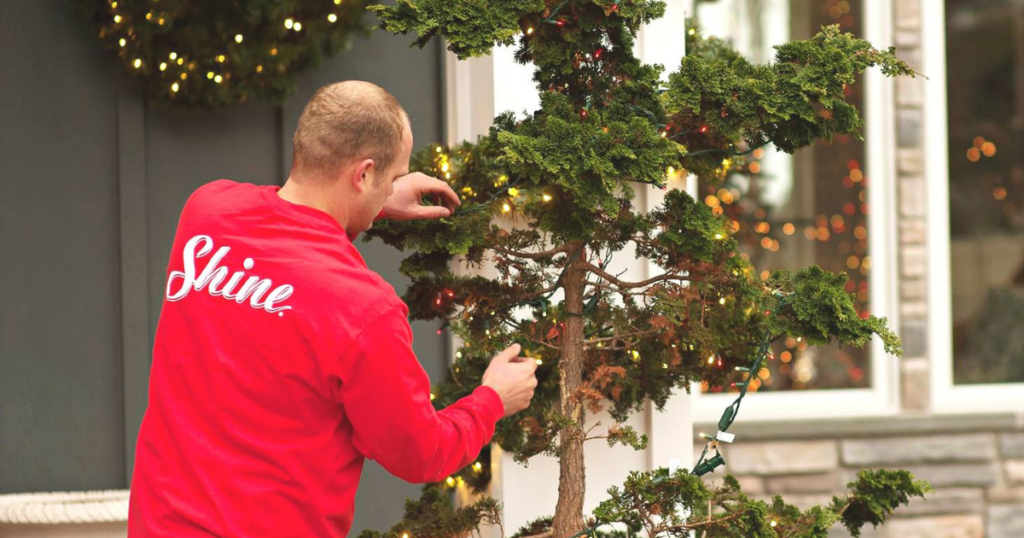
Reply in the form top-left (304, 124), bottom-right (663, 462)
top-left (689, 0), bottom-right (902, 422)
top-left (924, 0), bottom-right (1024, 414)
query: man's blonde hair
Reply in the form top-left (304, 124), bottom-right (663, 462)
top-left (291, 80), bottom-right (407, 183)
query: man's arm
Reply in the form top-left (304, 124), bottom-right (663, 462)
top-left (329, 303), bottom-right (504, 484)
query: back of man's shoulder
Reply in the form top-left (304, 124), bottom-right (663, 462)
top-left (177, 179), bottom-right (260, 228)
top-left (186, 179), bottom-right (244, 207)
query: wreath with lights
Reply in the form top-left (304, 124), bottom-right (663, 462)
top-left (75, 0), bottom-right (371, 107)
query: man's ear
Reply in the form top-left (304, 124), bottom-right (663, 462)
top-left (352, 159), bottom-right (375, 193)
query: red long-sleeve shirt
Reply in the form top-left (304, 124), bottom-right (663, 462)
top-left (128, 179), bottom-right (503, 537)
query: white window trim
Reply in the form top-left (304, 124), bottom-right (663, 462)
top-left (923, 0), bottom-right (1024, 415)
top-left (691, 0), bottom-right (902, 422)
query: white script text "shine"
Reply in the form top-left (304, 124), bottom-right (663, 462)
top-left (165, 235), bottom-right (294, 315)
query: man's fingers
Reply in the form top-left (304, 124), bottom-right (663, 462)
top-left (494, 343), bottom-right (522, 363)
top-left (510, 356), bottom-right (539, 371)
top-left (423, 177), bottom-right (462, 209)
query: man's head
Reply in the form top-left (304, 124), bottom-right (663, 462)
top-left (289, 80), bottom-right (413, 234)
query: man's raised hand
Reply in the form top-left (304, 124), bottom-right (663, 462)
top-left (383, 172), bottom-right (461, 221)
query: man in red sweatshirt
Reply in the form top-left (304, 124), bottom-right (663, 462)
top-left (127, 80), bottom-right (538, 537)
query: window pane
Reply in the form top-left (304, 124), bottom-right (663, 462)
top-left (697, 0), bottom-right (871, 393)
top-left (946, 0), bottom-right (1024, 385)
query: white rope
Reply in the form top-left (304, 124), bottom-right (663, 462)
top-left (0, 490), bottom-right (129, 524)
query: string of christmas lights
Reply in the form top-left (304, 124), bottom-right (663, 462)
top-left (74, 0), bottom-right (370, 106)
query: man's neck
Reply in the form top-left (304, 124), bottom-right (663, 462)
top-left (278, 178), bottom-right (349, 231)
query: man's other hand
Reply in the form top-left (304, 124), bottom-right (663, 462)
top-left (383, 172), bottom-right (461, 221)
top-left (481, 344), bottom-right (538, 418)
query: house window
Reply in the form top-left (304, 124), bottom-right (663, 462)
top-left (945, 0), bottom-right (1024, 386)
top-left (697, 0), bottom-right (877, 393)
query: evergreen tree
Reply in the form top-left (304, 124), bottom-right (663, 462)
top-left (361, 1), bottom-right (927, 536)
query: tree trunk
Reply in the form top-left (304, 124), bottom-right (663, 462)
top-left (551, 243), bottom-right (587, 538)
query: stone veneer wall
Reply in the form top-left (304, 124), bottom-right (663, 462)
top-left (693, 2), bottom-right (1024, 537)
top-left (695, 415), bottom-right (1024, 537)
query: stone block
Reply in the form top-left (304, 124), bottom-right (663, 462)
top-left (895, 29), bottom-right (920, 48)
top-left (845, 464), bottom-right (1000, 488)
top-left (898, 148), bottom-right (924, 175)
top-left (895, 0), bottom-right (921, 30)
top-left (898, 108), bottom-right (923, 148)
top-left (900, 218), bottom-right (927, 246)
top-left (988, 485), bottom-right (1024, 503)
top-left (901, 301), bottom-right (928, 319)
top-left (723, 440), bottom-right (838, 475)
top-left (899, 176), bottom-right (926, 217)
top-left (765, 473), bottom-right (838, 494)
top-left (901, 358), bottom-right (931, 411)
top-left (897, 76), bottom-right (923, 107)
top-left (901, 245), bottom-right (927, 278)
top-left (900, 321), bottom-right (928, 358)
top-left (988, 504), bottom-right (1024, 538)
top-left (901, 278), bottom-right (927, 302)
top-left (841, 434), bottom-right (996, 466)
top-left (899, 47), bottom-right (923, 73)
top-left (882, 515), bottom-right (983, 538)
top-left (895, 487), bottom-right (984, 517)
top-left (1001, 433), bottom-right (1024, 458)
top-left (1006, 459), bottom-right (1024, 484)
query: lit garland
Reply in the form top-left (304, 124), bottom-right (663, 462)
top-left (692, 296), bottom-right (789, 477)
top-left (74, 0), bottom-right (371, 106)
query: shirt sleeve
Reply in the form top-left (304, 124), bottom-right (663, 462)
top-left (330, 303), bottom-right (505, 484)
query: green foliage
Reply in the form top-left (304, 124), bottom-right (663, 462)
top-left (371, 0), bottom-right (545, 58)
top-left (667, 20), bottom-right (917, 180)
top-left (74, 0), bottom-right (369, 107)
top-left (837, 470), bottom-right (933, 537)
top-left (510, 516), bottom-right (554, 538)
top-left (355, 486), bottom-right (502, 538)
top-left (768, 267), bottom-right (903, 356)
top-left (605, 424), bottom-right (648, 451)
top-left (588, 468), bottom-right (928, 538)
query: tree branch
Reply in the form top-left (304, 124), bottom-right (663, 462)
top-left (584, 328), bottom-right (661, 345)
top-left (491, 243), bottom-right (574, 260)
top-left (582, 261), bottom-right (701, 289)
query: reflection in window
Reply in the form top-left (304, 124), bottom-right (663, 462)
top-left (947, 0), bottom-right (1024, 385)
top-left (696, 0), bottom-right (871, 392)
